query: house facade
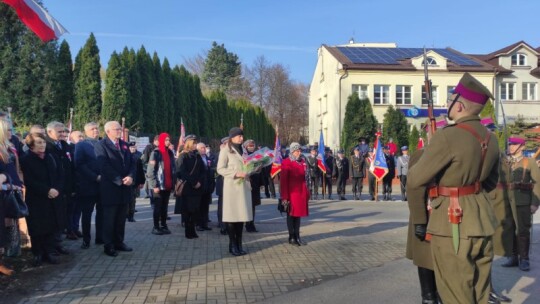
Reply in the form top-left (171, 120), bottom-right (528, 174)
top-left (309, 42), bottom-right (496, 149)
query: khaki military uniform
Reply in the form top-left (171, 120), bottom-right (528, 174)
top-left (503, 156), bottom-right (540, 261)
top-left (408, 115), bottom-right (500, 304)
top-left (406, 149), bottom-right (433, 269)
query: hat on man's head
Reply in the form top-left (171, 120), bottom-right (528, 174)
top-left (184, 134), bottom-right (197, 141)
top-left (401, 146), bottom-right (408, 151)
top-left (128, 141), bottom-right (137, 147)
top-left (289, 142), bottom-right (301, 152)
top-left (310, 145), bottom-right (317, 151)
top-left (228, 127), bottom-right (243, 138)
top-left (383, 145), bottom-right (390, 150)
top-left (358, 136), bottom-right (367, 142)
top-left (325, 147), bottom-right (331, 152)
top-left (337, 149), bottom-right (344, 154)
top-left (354, 146), bottom-right (360, 151)
top-left (220, 136), bottom-right (229, 144)
top-left (508, 137), bottom-right (526, 145)
top-left (451, 72), bottom-right (494, 105)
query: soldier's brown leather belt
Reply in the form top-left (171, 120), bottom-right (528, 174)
top-left (428, 182), bottom-right (481, 199)
top-left (497, 183), bottom-right (533, 190)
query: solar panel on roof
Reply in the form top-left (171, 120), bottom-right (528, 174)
top-left (336, 47), bottom-right (481, 66)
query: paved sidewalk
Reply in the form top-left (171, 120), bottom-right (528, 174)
top-left (11, 188), bottom-right (540, 304)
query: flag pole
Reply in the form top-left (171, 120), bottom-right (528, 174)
top-left (121, 117), bottom-right (126, 141)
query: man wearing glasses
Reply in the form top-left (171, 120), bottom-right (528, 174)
top-left (408, 73), bottom-right (500, 303)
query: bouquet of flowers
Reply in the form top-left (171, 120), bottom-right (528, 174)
top-left (237, 147), bottom-right (275, 183)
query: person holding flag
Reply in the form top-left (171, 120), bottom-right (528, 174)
top-left (369, 133), bottom-right (389, 201)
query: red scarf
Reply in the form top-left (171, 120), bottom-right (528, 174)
top-left (158, 133), bottom-right (172, 190)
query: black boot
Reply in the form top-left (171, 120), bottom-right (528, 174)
top-left (227, 224), bottom-right (241, 256)
top-left (418, 267), bottom-right (438, 304)
top-left (518, 236), bottom-right (530, 271)
top-left (236, 229), bottom-right (247, 255)
top-left (294, 218), bottom-right (306, 245)
top-left (490, 288), bottom-right (512, 303)
top-left (289, 234), bottom-right (300, 246)
top-left (501, 255), bottom-right (518, 267)
top-left (296, 233), bottom-right (307, 246)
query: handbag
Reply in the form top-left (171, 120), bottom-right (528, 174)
top-left (277, 198), bottom-right (290, 215)
top-left (2, 176), bottom-right (28, 219)
top-left (174, 155), bottom-right (198, 197)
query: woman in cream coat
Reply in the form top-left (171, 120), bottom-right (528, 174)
top-left (217, 127), bottom-right (252, 256)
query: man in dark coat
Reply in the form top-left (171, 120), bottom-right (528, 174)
top-left (95, 121), bottom-right (136, 257)
top-left (349, 147), bottom-right (366, 200)
top-left (74, 122), bottom-right (102, 249)
top-left (323, 148), bottom-right (334, 199)
top-left (333, 149), bottom-right (349, 200)
top-left (306, 146), bottom-right (321, 200)
top-left (196, 142), bottom-right (215, 231)
top-left (382, 145), bottom-right (396, 201)
top-left (128, 142), bottom-right (144, 222)
top-left (45, 121), bottom-right (72, 255)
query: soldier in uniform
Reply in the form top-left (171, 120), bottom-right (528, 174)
top-left (323, 148), bottom-right (334, 199)
top-left (350, 147), bottom-right (366, 200)
top-left (408, 73), bottom-right (500, 303)
top-left (498, 137), bottom-right (540, 271)
top-left (355, 137), bottom-right (370, 157)
top-left (306, 146), bottom-right (321, 200)
top-left (382, 145), bottom-right (396, 201)
top-left (397, 146), bottom-right (410, 201)
top-left (333, 149), bottom-right (349, 200)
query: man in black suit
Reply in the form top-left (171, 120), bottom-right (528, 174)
top-left (45, 121), bottom-right (73, 255)
top-left (95, 121), bottom-right (136, 257)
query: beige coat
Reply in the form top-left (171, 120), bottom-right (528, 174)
top-left (217, 145), bottom-right (253, 222)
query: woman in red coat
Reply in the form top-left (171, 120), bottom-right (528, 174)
top-left (280, 142), bottom-right (309, 246)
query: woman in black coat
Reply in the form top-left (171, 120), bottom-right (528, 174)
top-left (176, 135), bottom-right (205, 239)
top-left (20, 133), bottom-right (63, 266)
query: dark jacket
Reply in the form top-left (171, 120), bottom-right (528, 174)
top-left (350, 154), bottom-right (366, 178)
top-left (95, 138), bottom-right (136, 206)
top-left (74, 138), bottom-right (100, 197)
top-left (176, 151), bottom-right (205, 197)
top-left (333, 156), bottom-right (350, 180)
top-left (20, 152), bottom-right (63, 236)
top-left (45, 138), bottom-right (73, 195)
top-left (383, 153), bottom-right (396, 181)
top-left (324, 155), bottom-right (334, 176)
top-left (201, 153), bottom-right (217, 195)
top-left (306, 155), bottom-right (321, 178)
top-left (146, 148), bottom-right (176, 191)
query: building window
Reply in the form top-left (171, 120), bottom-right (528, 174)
top-left (511, 53), bottom-right (527, 66)
top-left (422, 56), bottom-right (437, 66)
top-left (446, 86), bottom-right (456, 103)
top-left (421, 85), bottom-right (438, 106)
top-left (523, 82), bottom-right (537, 101)
top-left (396, 85), bottom-right (412, 105)
top-left (500, 82), bottom-right (515, 101)
top-left (374, 85), bottom-right (390, 105)
top-left (352, 84), bottom-right (368, 99)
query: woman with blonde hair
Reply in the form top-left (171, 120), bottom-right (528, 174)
top-left (175, 135), bottom-right (205, 239)
top-left (217, 127), bottom-right (252, 256)
top-left (0, 118), bottom-right (24, 274)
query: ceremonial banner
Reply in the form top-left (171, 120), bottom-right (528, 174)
top-left (270, 130), bottom-right (282, 178)
top-left (369, 135), bottom-right (388, 181)
top-left (317, 130), bottom-right (327, 174)
top-left (3, 0), bottom-right (68, 42)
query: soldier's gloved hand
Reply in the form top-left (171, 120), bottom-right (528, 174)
top-left (414, 224), bottom-right (427, 241)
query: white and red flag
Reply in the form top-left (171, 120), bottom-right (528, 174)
top-left (3, 0), bottom-right (68, 42)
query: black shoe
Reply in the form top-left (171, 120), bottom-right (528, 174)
top-left (296, 236), bottom-right (307, 246)
top-left (202, 226), bottom-right (212, 231)
top-left (152, 227), bottom-right (164, 235)
top-left (220, 228), bottom-right (228, 235)
top-left (55, 246), bottom-right (70, 255)
top-left (32, 255), bottom-right (43, 267)
top-left (288, 236), bottom-right (300, 246)
top-left (490, 290), bottom-right (511, 303)
top-left (166, 216), bottom-right (171, 220)
top-left (160, 226), bottom-right (171, 234)
top-left (271, 195), bottom-right (276, 199)
top-left (115, 243), bottom-right (133, 252)
top-left (81, 241), bottom-right (90, 249)
top-left (127, 217), bottom-right (136, 222)
top-left (196, 226), bottom-right (205, 231)
top-left (370, 196), bottom-right (375, 201)
top-left (340, 196), bottom-right (346, 200)
top-left (265, 194), bottom-right (270, 198)
top-left (519, 259), bottom-right (530, 271)
top-left (42, 253), bottom-right (59, 265)
top-left (134, 209), bottom-right (138, 213)
top-left (104, 248), bottom-right (118, 257)
top-left (501, 256), bottom-right (518, 267)
top-left (229, 243), bottom-right (241, 256)
top-left (75, 230), bottom-right (83, 238)
top-left (95, 239), bottom-right (104, 245)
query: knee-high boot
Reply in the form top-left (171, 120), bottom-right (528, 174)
top-left (236, 223), bottom-right (247, 255)
top-left (294, 217), bottom-right (306, 245)
top-left (418, 267), bottom-right (438, 304)
top-left (227, 223), bottom-right (240, 256)
top-left (518, 236), bottom-right (530, 271)
top-left (287, 215), bottom-right (299, 246)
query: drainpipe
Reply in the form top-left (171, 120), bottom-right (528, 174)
top-left (338, 64), bottom-right (349, 148)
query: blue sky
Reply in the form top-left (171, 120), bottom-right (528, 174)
top-left (44, 0), bottom-right (540, 84)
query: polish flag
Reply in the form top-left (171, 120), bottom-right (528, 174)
top-left (417, 137), bottom-right (425, 150)
top-left (3, 0), bottom-right (68, 42)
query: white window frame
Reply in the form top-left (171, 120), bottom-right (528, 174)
top-left (511, 53), bottom-right (527, 66)
top-left (500, 82), bottom-right (515, 101)
top-left (422, 56), bottom-right (438, 66)
top-left (422, 85), bottom-right (438, 106)
top-left (522, 82), bottom-right (537, 101)
top-left (396, 85), bottom-right (412, 105)
top-left (352, 84), bottom-right (369, 100)
top-left (374, 85), bottom-right (390, 105)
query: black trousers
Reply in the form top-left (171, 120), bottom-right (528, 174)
top-left (152, 190), bottom-right (171, 228)
top-left (336, 174), bottom-right (346, 195)
top-left (309, 176), bottom-right (319, 196)
top-left (102, 203), bottom-right (128, 248)
top-left (79, 195), bottom-right (100, 243)
top-left (128, 186), bottom-right (138, 219)
top-left (264, 177), bottom-right (276, 197)
top-left (399, 175), bottom-right (407, 199)
top-left (352, 177), bottom-right (363, 196)
top-left (29, 233), bottom-right (55, 257)
top-left (217, 195), bottom-right (224, 228)
top-left (198, 193), bottom-right (211, 227)
top-left (382, 178), bottom-right (392, 195)
top-left (66, 196), bottom-right (77, 233)
top-left (324, 174), bottom-right (333, 196)
top-left (368, 174), bottom-right (376, 198)
top-left (286, 215), bottom-right (301, 237)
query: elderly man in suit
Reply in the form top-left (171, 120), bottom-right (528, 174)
top-left (95, 121), bottom-right (136, 257)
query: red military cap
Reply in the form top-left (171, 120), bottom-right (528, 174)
top-left (452, 72), bottom-right (494, 105)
